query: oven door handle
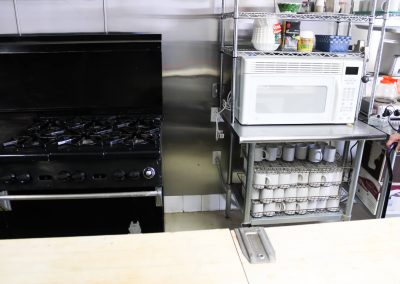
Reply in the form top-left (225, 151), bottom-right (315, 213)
top-left (0, 188), bottom-right (163, 207)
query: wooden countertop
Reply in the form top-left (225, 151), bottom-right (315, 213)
top-left (1, 218), bottom-right (400, 284)
top-left (235, 218), bottom-right (400, 284)
top-left (0, 229), bottom-right (247, 284)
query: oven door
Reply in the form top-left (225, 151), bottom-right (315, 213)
top-left (236, 74), bottom-right (337, 125)
top-left (0, 188), bottom-right (163, 239)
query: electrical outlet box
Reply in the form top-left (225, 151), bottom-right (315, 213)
top-left (210, 107), bottom-right (223, 122)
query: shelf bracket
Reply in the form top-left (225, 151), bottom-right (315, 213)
top-left (234, 227), bottom-right (276, 264)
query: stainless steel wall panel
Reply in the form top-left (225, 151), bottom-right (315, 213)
top-left (0, 0), bottom-right (18, 34)
top-left (105, 0), bottom-right (229, 195)
top-left (16, 0), bottom-right (104, 33)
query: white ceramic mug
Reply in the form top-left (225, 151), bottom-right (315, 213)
top-left (319, 186), bottom-right (330, 199)
top-left (275, 202), bottom-right (286, 213)
top-left (251, 188), bottom-right (260, 200)
top-left (289, 171), bottom-right (299, 184)
top-left (265, 172), bottom-right (280, 188)
top-left (321, 171), bottom-right (335, 184)
top-left (264, 202), bottom-right (285, 217)
top-left (285, 202), bottom-right (296, 215)
top-left (297, 171), bottom-right (309, 184)
top-left (278, 172), bottom-right (291, 188)
top-left (282, 145), bottom-right (295, 162)
top-left (323, 145), bottom-right (336, 163)
top-left (333, 169), bottom-right (344, 183)
top-left (260, 188), bottom-right (274, 203)
top-left (264, 145), bottom-right (279, 162)
top-left (273, 187), bottom-right (285, 202)
top-left (296, 186), bottom-right (308, 202)
top-left (308, 186), bottom-right (320, 201)
top-left (307, 200), bottom-right (317, 212)
top-left (308, 146), bottom-right (323, 163)
top-left (295, 143), bottom-right (308, 160)
top-left (296, 201), bottom-right (308, 215)
top-left (329, 185), bottom-right (340, 197)
top-left (284, 186), bottom-right (297, 202)
top-left (263, 202), bottom-right (276, 217)
top-left (254, 146), bottom-right (267, 162)
top-left (326, 198), bottom-right (340, 211)
top-left (316, 199), bottom-right (327, 212)
top-left (309, 171), bottom-right (322, 184)
top-left (251, 201), bottom-right (264, 218)
top-left (253, 172), bottom-right (267, 189)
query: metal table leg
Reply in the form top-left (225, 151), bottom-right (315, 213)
top-left (342, 141), bottom-right (350, 167)
top-left (243, 143), bottom-right (255, 225)
top-left (343, 139), bottom-right (365, 221)
top-left (224, 132), bottom-right (235, 218)
top-left (376, 147), bottom-right (396, 218)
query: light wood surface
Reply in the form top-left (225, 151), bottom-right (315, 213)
top-left (233, 218), bottom-right (400, 284)
top-left (1, 218), bottom-right (400, 284)
top-left (0, 229), bottom-right (248, 284)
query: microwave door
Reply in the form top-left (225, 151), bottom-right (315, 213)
top-left (239, 75), bottom-right (336, 125)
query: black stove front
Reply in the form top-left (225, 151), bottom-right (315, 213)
top-left (0, 33), bottom-right (164, 238)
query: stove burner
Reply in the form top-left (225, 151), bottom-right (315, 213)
top-left (1, 115), bottom-right (160, 153)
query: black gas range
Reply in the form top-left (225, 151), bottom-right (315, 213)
top-left (0, 33), bottom-right (164, 238)
top-left (0, 114), bottom-right (161, 190)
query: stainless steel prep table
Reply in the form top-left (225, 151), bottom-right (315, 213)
top-left (220, 111), bottom-right (387, 226)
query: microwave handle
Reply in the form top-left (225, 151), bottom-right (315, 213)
top-left (0, 188), bottom-right (163, 207)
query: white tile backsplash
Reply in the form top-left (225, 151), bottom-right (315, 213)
top-left (164, 196), bottom-right (183, 213)
top-left (183, 195), bottom-right (202, 212)
top-left (201, 194), bottom-right (220, 211)
top-left (219, 194), bottom-right (238, 211)
top-left (164, 194), bottom-right (239, 213)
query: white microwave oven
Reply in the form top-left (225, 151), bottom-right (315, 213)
top-left (235, 56), bottom-right (364, 125)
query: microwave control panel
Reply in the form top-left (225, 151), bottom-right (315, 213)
top-left (335, 63), bottom-right (363, 123)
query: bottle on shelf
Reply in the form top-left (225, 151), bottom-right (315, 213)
top-left (315, 0), bottom-right (325, 12)
top-left (375, 76), bottom-right (398, 101)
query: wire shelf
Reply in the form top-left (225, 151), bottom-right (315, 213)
top-left (222, 12), bottom-right (372, 22)
top-left (221, 46), bottom-right (364, 58)
top-left (253, 195), bottom-right (340, 203)
top-left (251, 207), bottom-right (341, 218)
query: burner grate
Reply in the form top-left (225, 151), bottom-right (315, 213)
top-left (1, 115), bottom-right (160, 152)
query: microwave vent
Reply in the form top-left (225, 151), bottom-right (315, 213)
top-left (247, 61), bottom-right (342, 75)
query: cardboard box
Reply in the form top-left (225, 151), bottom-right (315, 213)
top-left (357, 141), bottom-right (400, 216)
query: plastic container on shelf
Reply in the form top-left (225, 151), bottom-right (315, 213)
top-left (375, 76), bottom-right (398, 101)
top-left (277, 2), bottom-right (302, 13)
top-left (297, 31), bottom-right (314, 52)
top-left (315, 35), bottom-right (351, 52)
top-left (251, 18), bottom-right (282, 52)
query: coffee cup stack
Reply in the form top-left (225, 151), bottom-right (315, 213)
top-left (250, 142), bottom-right (342, 218)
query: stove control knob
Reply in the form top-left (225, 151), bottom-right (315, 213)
top-left (57, 171), bottom-right (71, 182)
top-left (17, 173), bottom-right (31, 184)
top-left (127, 170), bottom-right (140, 180)
top-left (112, 169), bottom-right (126, 181)
top-left (71, 171), bottom-right (86, 182)
top-left (143, 167), bottom-right (156, 179)
top-left (0, 173), bottom-right (15, 184)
